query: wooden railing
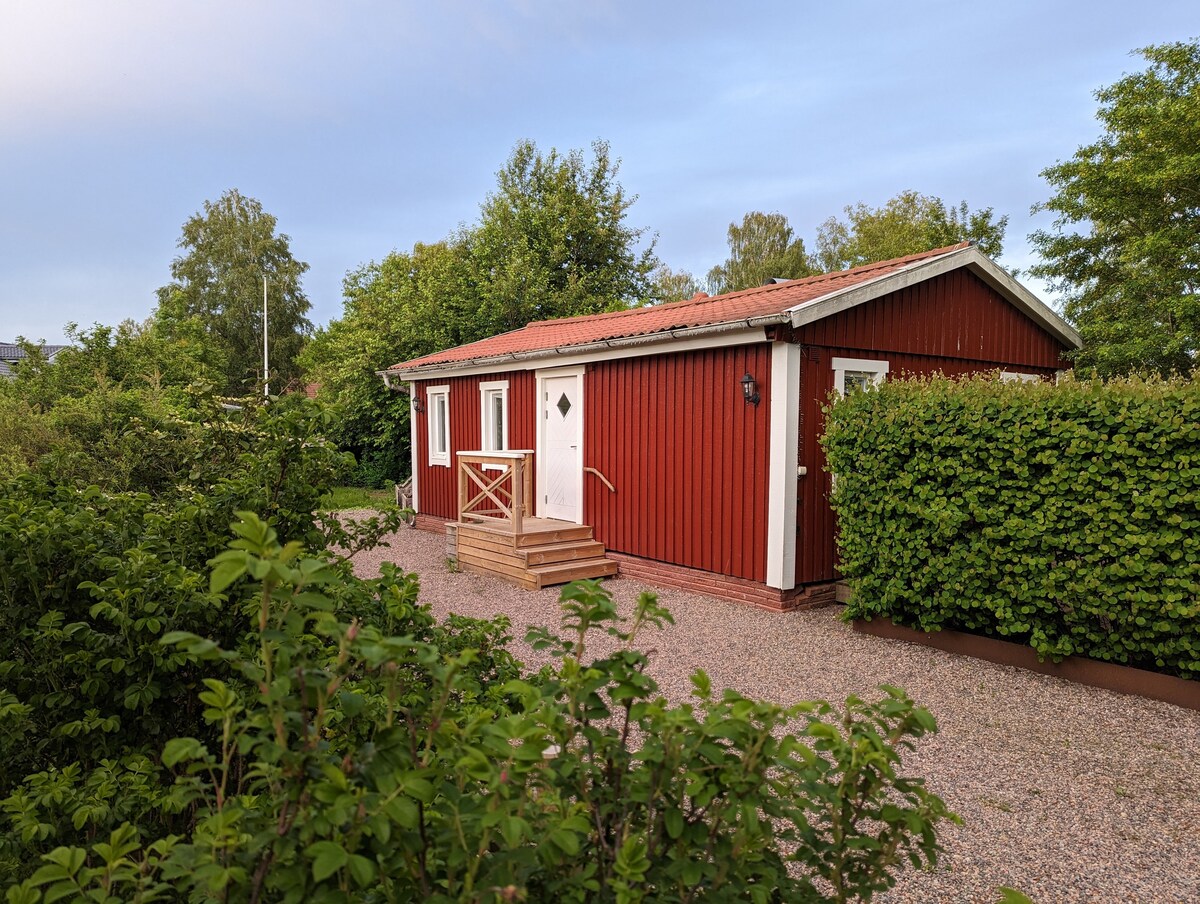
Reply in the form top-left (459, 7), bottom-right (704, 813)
top-left (457, 450), bottom-right (534, 535)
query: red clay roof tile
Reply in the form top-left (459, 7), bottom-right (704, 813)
top-left (391, 243), bottom-right (971, 372)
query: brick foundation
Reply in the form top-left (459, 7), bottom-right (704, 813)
top-left (608, 552), bottom-right (836, 612)
top-left (414, 513), bottom-right (451, 533)
top-left (412, 513), bottom-right (836, 612)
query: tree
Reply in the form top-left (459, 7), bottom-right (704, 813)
top-left (705, 211), bottom-right (816, 294)
top-left (156, 189), bottom-right (313, 395)
top-left (303, 140), bottom-right (660, 484)
top-left (814, 191), bottom-right (1007, 273)
top-left (1030, 40), bottom-right (1200, 376)
top-left (299, 241), bottom-right (469, 485)
top-left (7, 319), bottom-right (225, 412)
top-left (649, 263), bottom-right (703, 303)
top-left (0, 320), bottom-right (227, 487)
top-left (466, 139), bottom-right (659, 337)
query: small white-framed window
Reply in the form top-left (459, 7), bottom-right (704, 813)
top-left (426, 385), bottom-right (450, 467)
top-left (832, 357), bottom-right (890, 397)
top-left (479, 381), bottom-right (508, 468)
top-left (1000, 371), bottom-right (1041, 383)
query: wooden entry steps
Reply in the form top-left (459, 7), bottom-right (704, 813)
top-left (454, 518), bottom-right (617, 590)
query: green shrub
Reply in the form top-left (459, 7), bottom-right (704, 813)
top-left (4, 515), bottom-right (954, 902)
top-left (824, 374), bottom-right (1200, 678)
top-left (0, 394), bottom-right (429, 871)
top-left (347, 446), bottom-right (403, 489)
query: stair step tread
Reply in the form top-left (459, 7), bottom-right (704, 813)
top-left (522, 541), bottom-right (606, 564)
top-left (522, 539), bottom-right (603, 552)
top-left (515, 527), bottom-right (593, 547)
top-left (528, 557), bottom-right (617, 575)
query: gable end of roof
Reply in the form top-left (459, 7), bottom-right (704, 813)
top-left (786, 245), bottom-right (1082, 349)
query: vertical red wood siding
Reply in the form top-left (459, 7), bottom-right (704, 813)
top-left (793, 269), bottom-right (1073, 585)
top-left (797, 268), bottom-right (1071, 369)
top-left (584, 343), bottom-right (773, 582)
top-left (414, 370), bottom-right (536, 520)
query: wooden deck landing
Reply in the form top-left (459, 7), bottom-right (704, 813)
top-left (454, 517), bottom-right (617, 590)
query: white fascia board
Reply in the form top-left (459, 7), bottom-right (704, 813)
top-left (387, 322), bottom-right (779, 381)
top-left (964, 253), bottom-right (1083, 349)
top-left (787, 248), bottom-right (976, 326)
top-left (787, 246), bottom-right (1082, 351)
top-left (765, 341), bottom-right (801, 590)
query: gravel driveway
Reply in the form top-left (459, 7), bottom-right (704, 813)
top-left (347, 517), bottom-right (1200, 903)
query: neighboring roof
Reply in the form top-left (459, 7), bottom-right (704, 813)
top-left (0, 342), bottom-right (71, 378)
top-left (388, 243), bottom-right (1081, 377)
top-left (0, 342), bottom-right (71, 361)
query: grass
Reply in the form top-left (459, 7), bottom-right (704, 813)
top-left (318, 486), bottom-right (395, 511)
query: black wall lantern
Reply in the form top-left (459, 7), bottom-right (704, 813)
top-left (740, 372), bottom-right (760, 406)
top-left (413, 396), bottom-right (426, 414)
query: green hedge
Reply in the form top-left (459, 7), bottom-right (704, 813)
top-left (823, 375), bottom-right (1200, 679)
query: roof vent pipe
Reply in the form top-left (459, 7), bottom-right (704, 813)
top-left (763, 277), bottom-right (790, 285)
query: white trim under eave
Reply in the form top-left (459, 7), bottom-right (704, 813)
top-left (765, 341), bottom-right (800, 590)
top-left (787, 245), bottom-right (1082, 351)
top-left (387, 324), bottom-right (775, 381)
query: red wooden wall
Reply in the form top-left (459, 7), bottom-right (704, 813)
top-left (792, 269), bottom-right (1072, 585)
top-left (584, 343), bottom-right (773, 582)
top-left (796, 268), bottom-right (1071, 369)
top-left (413, 370), bottom-right (536, 520)
top-left (412, 269), bottom-right (1074, 590)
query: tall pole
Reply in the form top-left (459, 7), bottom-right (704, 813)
top-left (262, 276), bottom-right (269, 398)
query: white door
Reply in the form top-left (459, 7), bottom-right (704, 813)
top-left (540, 372), bottom-right (582, 522)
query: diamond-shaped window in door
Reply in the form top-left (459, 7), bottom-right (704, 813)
top-left (556, 393), bottom-right (572, 418)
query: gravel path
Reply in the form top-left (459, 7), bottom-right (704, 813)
top-left (347, 516), bottom-right (1200, 903)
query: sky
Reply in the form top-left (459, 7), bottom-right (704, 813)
top-left (1, 0), bottom-right (1196, 344)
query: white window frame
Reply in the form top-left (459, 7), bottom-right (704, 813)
top-left (479, 380), bottom-right (509, 469)
top-left (426, 384), bottom-right (450, 467)
top-left (1000, 371), bottom-right (1041, 383)
top-left (832, 357), bottom-right (890, 397)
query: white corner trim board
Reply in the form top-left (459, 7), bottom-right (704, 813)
top-left (765, 342), bottom-right (801, 590)
top-left (408, 384), bottom-right (419, 512)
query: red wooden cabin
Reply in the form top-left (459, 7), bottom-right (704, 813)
top-left (382, 243), bottom-right (1080, 609)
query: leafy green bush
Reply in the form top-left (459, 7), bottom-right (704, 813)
top-left (0, 339), bottom-right (955, 898)
top-left (4, 514), bottom-right (954, 902)
top-left (0, 392), bottom-right (430, 872)
top-left (824, 374), bottom-right (1200, 678)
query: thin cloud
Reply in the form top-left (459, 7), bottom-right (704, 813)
top-left (0, 1), bottom-right (417, 133)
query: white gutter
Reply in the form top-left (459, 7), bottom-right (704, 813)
top-left (376, 312), bottom-right (790, 383)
